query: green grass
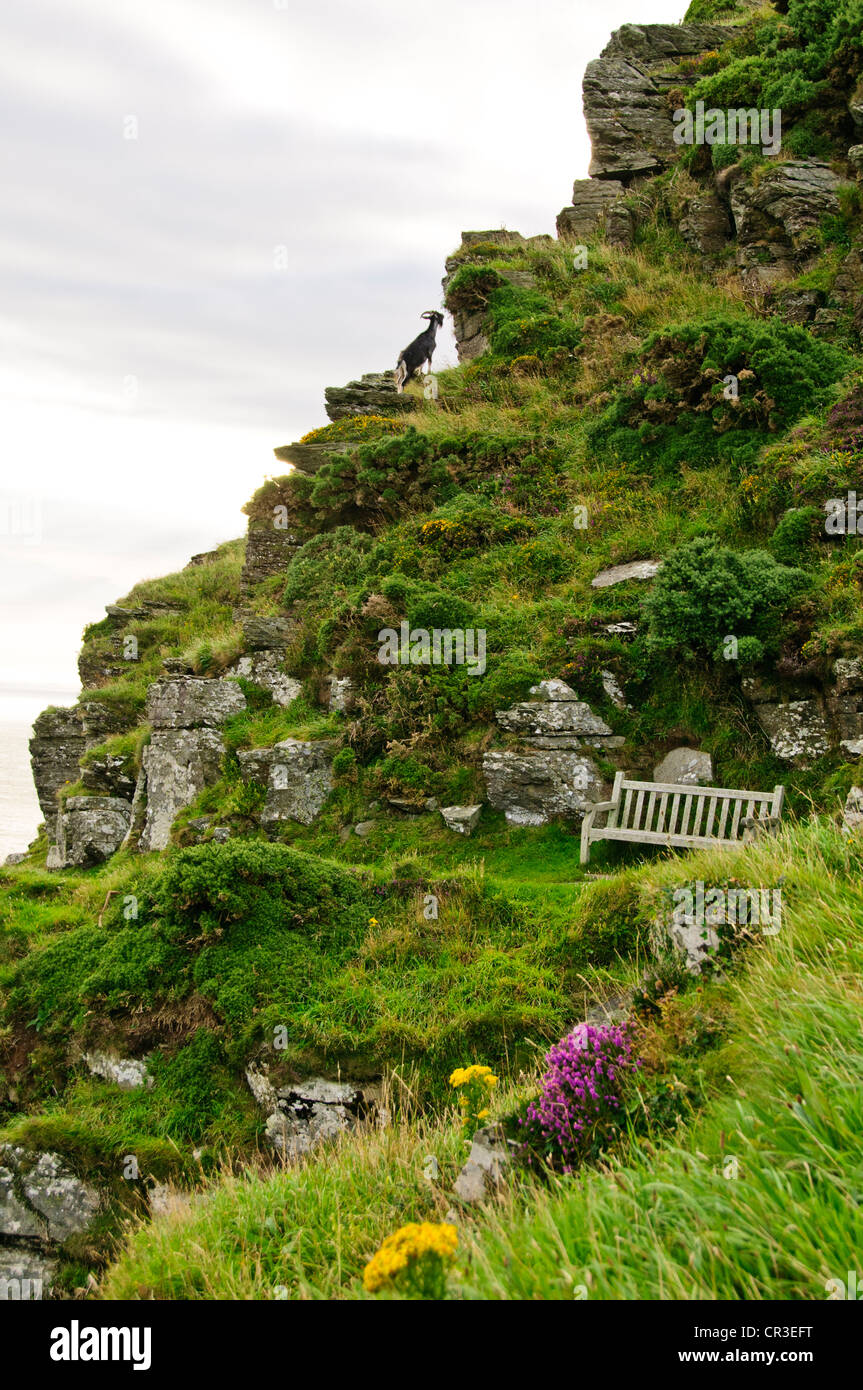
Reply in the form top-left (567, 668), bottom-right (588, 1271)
top-left (95, 819), bottom-right (863, 1300)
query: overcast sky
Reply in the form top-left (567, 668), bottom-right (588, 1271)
top-left (0, 0), bottom-right (684, 693)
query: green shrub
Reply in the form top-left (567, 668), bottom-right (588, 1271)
top-left (769, 507), bottom-right (823, 565)
top-left (643, 537), bottom-right (810, 662)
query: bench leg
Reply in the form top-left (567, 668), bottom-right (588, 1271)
top-left (580, 817), bottom-right (592, 866)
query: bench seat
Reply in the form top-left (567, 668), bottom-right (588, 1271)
top-left (580, 772), bottom-right (785, 866)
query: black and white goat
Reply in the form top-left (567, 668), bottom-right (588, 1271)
top-left (394, 310), bottom-right (444, 393)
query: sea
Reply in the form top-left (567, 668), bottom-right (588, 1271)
top-left (0, 687), bottom-right (79, 861)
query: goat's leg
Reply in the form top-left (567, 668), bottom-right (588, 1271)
top-left (395, 360), bottom-right (406, 394)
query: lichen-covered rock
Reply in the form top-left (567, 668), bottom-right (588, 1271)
top-left (80, 751), bottom-right (137, 800)
top-left (653, 748), bottom-right (713, 786)
top-left (328, 675), bottom-right (356, 714)
top-left (496, 681), bottom-right (613, 745)
top-left (138, 729), bottom-right (226, 852)
top-left (237, 739), bottom-right (334, 828)
top-left (591, 558), bottom-right (662, 588)
top-left (453, 1125), bottom-right (513, 1205)
top-left (440, 804), bottom-right (482, 836)
top-left (583, 23), bottom-right (729, 181)
top-left (53, 796), bottom-right (132, 869)
top-left (482, 749), bottom-right (607, 825)
top-left (0, 1244), bottom-right (55, 1298)
top-left (833, 657), bottom-right (863, 694)
top-left (82, 1051), bottom-right (152, 1091)
top-left (775, 287), bottom-right (825, 325)
top-left (754, 700), bottom-right (832, 764)
top-left (229, 651), bottom-right (301, 708)
top-left (0, 1146), bottom-right (101, 1245)
top-left (239, 610), bottom-right (299, 650)
top-left (842, 786), bottom-right (863, 833)
top-left (246, 1070), bottom-right (370, 1158)
top-left (146, 677), bottom-right (246, 730)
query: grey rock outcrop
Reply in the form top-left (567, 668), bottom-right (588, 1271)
top-left (80, 751), bottom-right (137, 800)
top-left (557, 179), bottom-right (630, 245)
top-left (653, 748), bottom-right (713, 786)
top-left (583, 24), bottom-right (729, 181)
top-left (241, 525), bottom-right (304, 589)
top-left (453, 1125), bottom-right (513, 1205)
top-left (591, 558), bottom-right (662, 588)
top-left (82, 1051), bottom-right (152, 1091)
top-left (495, 679), bottom-right (615, 750)
top-left (0, 1146), bottom-right (101, 1245)
top-left (679, 191), bottom-right (733, 257)
top-left (324, 371), bottom-right (413, 422)
top-left (138, 729), bottom-right (226, 852)
top-left (239, 611), bottom-right (299, 650)
top-left (328, 675), bottom-right (356, 714)
top-left (246, 1070), bottom-right (373, 1158)
top-left (730, 161), bottom-right (846, 292)
top-left (145, 677), bottom-right (246, 730)
top-left (29, 707), bottom-right (89, 844)
top-left (483, 748), bottom-right (607, 826)
top-left (442, 230), bottom-right (554, 362)
top-left (842, 786), bottom-right (863, 833)
top-left (229, 651), bottom-right (301, 708)
top-left (53, 796), bottom-right (132, 869)
top-left (237, 739), bottom-right (334, 828)
top-left (754, 700), bottom-right (832, 764)
top-left (440, 804), bottom-right (482, 836)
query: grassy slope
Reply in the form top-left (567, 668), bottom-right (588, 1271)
top-left (101, 820), bottom-right (863, 1300)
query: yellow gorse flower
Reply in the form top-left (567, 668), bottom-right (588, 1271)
top-left (448, 1064), bottom-right (498, 1089)
top-left (363, 1222), bottom-right (458, 1294)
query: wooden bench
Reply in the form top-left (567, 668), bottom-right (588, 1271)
top-left (580, 772), bottom-right (785, 865)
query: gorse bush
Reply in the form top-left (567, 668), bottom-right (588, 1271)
top-left (589, 315), bottom-right (852, 472)
top-left (643, 536), bottom-right (810, 663)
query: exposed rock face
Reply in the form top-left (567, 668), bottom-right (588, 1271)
top-left (484, 679), bottom-right (614, 824)
top-left (328, 676), bottom-right (356, 714)
top-left (239, 610), bottom-right (299, 651)
top-left (29, 702), bottom-right (127, 855)
top-left (496, 680), bottom-right (614, 749)
top-left (483, 749), bottom-right (607, 826)
top-left (0, 1146), bottom-right (101, 1245)
top-left (237, 739), bottom-right (334, 828)
top-left (323, 372), bottom-right (413, 422)
top-left (138, 730), bottom-right (226, 852)
top-left (29, 707), bottom-right (88, 839)
top-left (146, 677), bottom-right (246, 730)
top-left (53, 796), bottom-right (133, 869)
top-left (775, 287), bottom-right (825, 325)
top-left (442, 230), bottom-right (554, 363)
top-left (583, 24), bottom-right (729, 181)
top-left (842, 786), bottom-right (863, 833)
top-left (653, 748), bottom-right (713, 786)
top-left (754, 700), bottom-right (832, 764)
top-left (453, 1125), bottom-right (513, 1205)
top-left (80, 751), bottom-right (137, 800)
top-left (241, 526), bottom-right (303, 589)
top-left (229, 651), bottom-right (301, 708)
top-left (557, 179), bottom-right (631, 246)
top-left (730, 161), bottom-right (845, 292)
top-left (440, 804), bottom-right (482, 836)
top-left (591, 558), bottom-right (662, 588)
top-left (246, 1070), bottom-right (373, 1158)
top-left (679, 191), bottom-right (733, 257)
